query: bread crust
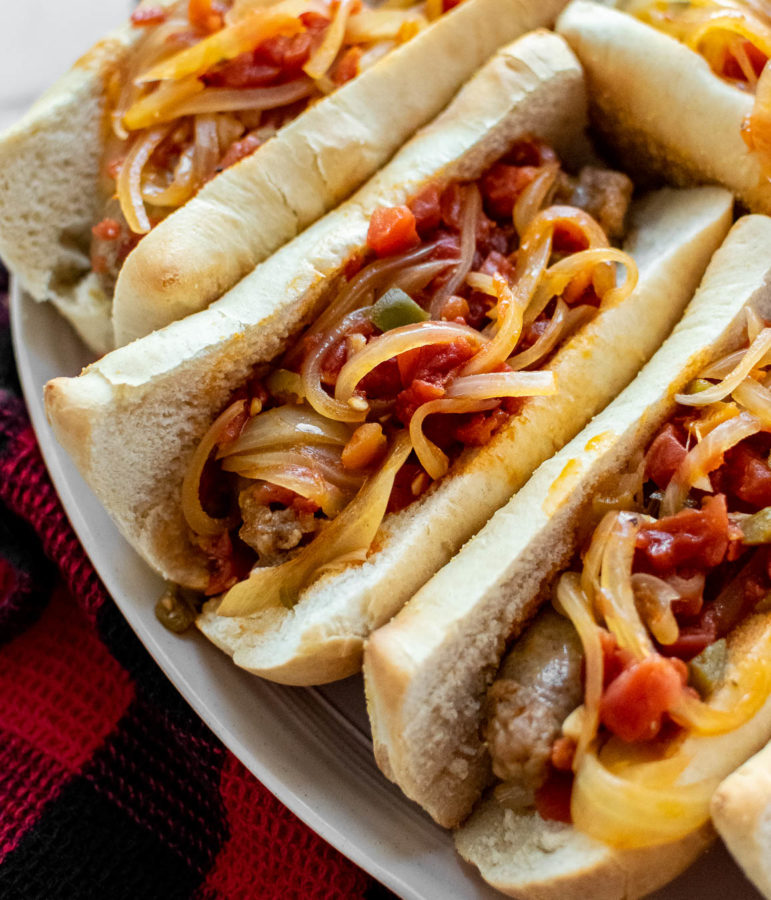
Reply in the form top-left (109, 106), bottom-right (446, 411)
top-left (557, 2), bottom-right (771, 213)
top-left (363, 215), bottom-right (771, 829)
top-left (0, 0), bottom-right (568, 353)
top-left (712, 741), bottom-right (771, 898)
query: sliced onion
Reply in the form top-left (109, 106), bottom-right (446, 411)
top-left (733, 375), bottom-right (771, 426)
top-left (581, 511), bottom-right (619, 610)
top-left (344, 8), bottom-right (427, 42)
top-left (459, 275), bottom-right (528, 376)
top-left (139, 10), bottom-right (302, 83)
top-left (182, 400), bottom-right (247, 536)
top-left (216, 431), bottom-right (412, 614)
top-left (408, 398), bottom-right (498, 479)
top-left (152, 79), bottom-right (316, 122)
top-left (123, 76), bottom-right (205, 131)
top-left (662, 411), bottom-right (762, 516)
top-left (116, 124), bottom-right (172, 233)
top-left (571, 749), bottom-right (717, 849)
top-left (429, 184), bottom-right (481, 318)
top-left (304, 0), bottom-right (356, 79)
top-left (507, 299), bottom-right (568, 371)
top-left (672, 576), bottom-right (771, 735)
top-left (513, 162), bottom-right (559, 237)
top-left (631, 573), bottom-right (680, 646)
top-left (334, 320), bottom-right (488, 406)
top-left (223, 445), bottom-right (363, 494)
top-left (301, 309), bottom-right (372, 422)
top-left (301, 241), bottom-right (441, 353)
top-left (142, 143), bottom-right (196, 206)
top-left (540, 247), bottom-right (638, 310)
top-left (391, 259), bottom-right (453, 295)
top-left (219, 403), bottom-right (352, 457)
top-left (193, 113), bottom-right (221, 184)
top-left (554, 572), bottom-right (603, 767)
top-left (599, 512), bottom-right (653, 660)
top-left (677, 327), bottom-right (771, 406)
top-left (445, 370), bottom-right (557, 400)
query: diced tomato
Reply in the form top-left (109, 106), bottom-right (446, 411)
top-left (635, 494), bottom-right (729, 575)
top-left (599, 630), bottom-right (634, 687)
top-left (454, 406), bottom-right (507, 446)
top-left (394, 379), bottom-right (446, 424)
top-left (723, 40), bottom-right (768, 82)
top-left (667, 571), bottom-right (705, 618)
top-left (188, 0), bottom-right (224, 33)
top-left (367, 206), bottom-right (420, 258)
top-left (551, 737), bottom-right (576, 772)
top-left (92, 218), bottom-right (121, 241)
top-left (535, 768), bottom-right (574, 824)
top-left (600, 655), bottom-right (687, 742)
top-left (299, 11), bottom-right (331, 33)
top-left (218, 132), bottom-right (263, 170)
top-left (724, 443), bottom-right (771, 509)
top-left (442, 0), bottom-right (462, 9)
top-left (645, 424), bottom-right (688, 490)
top-left (358, 358), bottom-right (403, 398)
top-left (255, 31), bottom-right (313, 75)
top-left (332, 46), bottom-right (362, 86)
top-left (219, 404), bottom-right (250, 444)
top-left (201, 532), bottom-right (239, 595)
top-left (439, 295), bottom-right (470, 322)
top-left (480, 163), bottom-right (538, 219)
top-left (409, 183), bottom-right (442, 236)
top-left (503, 138), bottom-right (558, 169)
top-left (553, 220), bottom-right (591, 254)
top-left (659, 623), bottom-right (717, 662)
top-left (204, 53), bottom-right (280, 88)
top-left (465, 289), bottom-right (496, 329)
top-left (440, 182), bottom-right (464, 230)
top-left (91, 254), bottom-right (108, 275)
top-left (479, 249), bottom-right (516, 283)
top-left (249, 483), bottom-right (298, 507)
top-left (131, 6), bottom-right (168, 26)
top-left (387, 461), bottom-right (426, 513)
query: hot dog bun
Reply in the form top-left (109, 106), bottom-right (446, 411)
top-left (44, 31), bottom-right (733, 686)
top-left (556, 2), bottom-right (771, 215)
top-left (363, 215), bottom-right (771, 896)
top-left (0, 0), bottom-right (567, 354)
top-left (712, 740), bottom-right (771, 898)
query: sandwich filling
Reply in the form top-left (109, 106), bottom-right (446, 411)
top-left (627, 0), bottom-right (771, 174)
top-left (485, 310), bottom-right (771, 847)
top-left (90, 0), bottom-right (459, 291)
top-left (179, 140), bottom-right (636, 615)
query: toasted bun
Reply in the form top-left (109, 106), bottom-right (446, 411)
top-left (0, 20), bottom-right (143, 354)
top-left (556, 2), bottom-right (771, 214)
top-left (455, 608), bottom-right (771, 898)
top-left (712, 741), bottom-right (771, 898)
top-left (45, 32), bottom-right (732, 686)
top-left (364, 215), bottom-right (771, 828)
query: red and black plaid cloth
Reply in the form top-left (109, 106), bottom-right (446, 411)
top-left (0, 266), bottom-right (392, 900)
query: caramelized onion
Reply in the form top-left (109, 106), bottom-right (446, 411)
top-left (216, 431), bottom-right (412, 614)
top-left (513, 162), bottom-right (559, 237)
top-left (677, 327), bottom-right (771, 406)
top-left (733, 375), bottom-right (771, 426)
top-left (409, 398), bottom-right (498, 479)
top-left (182, 400), bottom-right (247, 536)
top-left (459, 275), bottom-right (528, 376)
top-left (662, 411), bottom-right (762, 515)
top-left (599, 512), bottom-right (653, 660)
top-left (555, 572), bottom-right (603, 766)
top-left (304, 0), bottom-right (356, 79)
top-left (445, 370), bottom-right (557, 400)
top-left (507, 298), bottom-right (568, 371)
top-left (571, 750), bottom-right (716, 849)
top-left (157, 79), bottom-right (316, 122)
top-left (116, 124), bottom-right (172, 233)
top-left (429, 184), bottom-right (482, 318)
top-left (334, 321), bottom-right (488, 407)
top-left (301, 309), bottom-right (372, 423)
top-left (631, 573), bottom-right (680, 646)
top-left (219, 403), bottom-right (352, 457)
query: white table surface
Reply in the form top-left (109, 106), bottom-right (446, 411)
top-left (0, 0), bottom-right (131, 132)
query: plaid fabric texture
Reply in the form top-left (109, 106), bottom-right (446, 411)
top-left (0, 268), bottom-right (390, 900)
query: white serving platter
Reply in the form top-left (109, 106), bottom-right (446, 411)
top-left (10, 283), bottom-right (763, 900)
